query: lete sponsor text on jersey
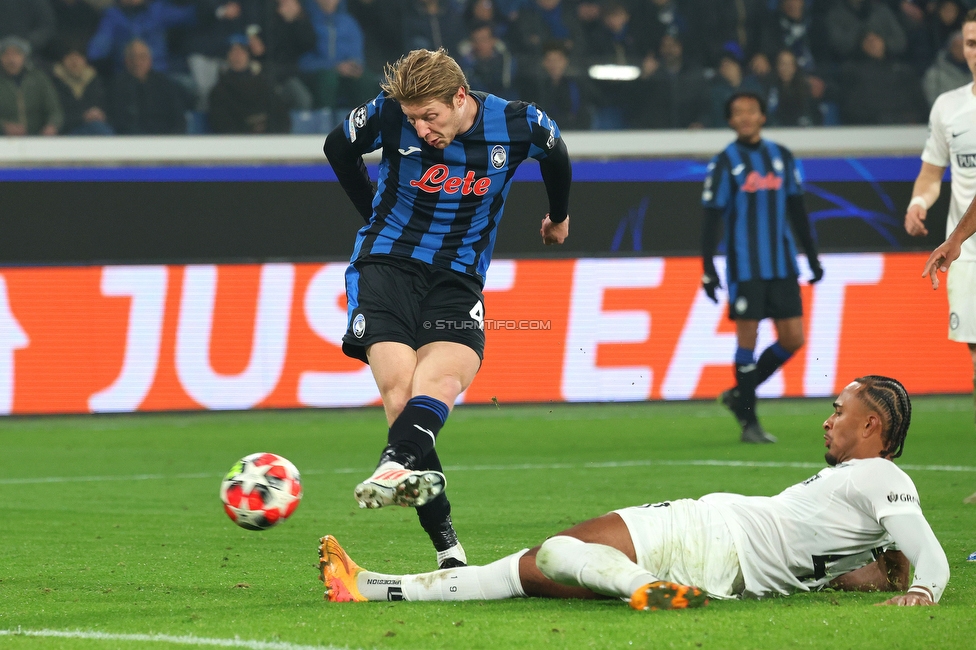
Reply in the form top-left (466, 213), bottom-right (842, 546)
top-left (409, 164), bottom-right (492, 195)
top-left (741, 170), bottom-right (784, 193)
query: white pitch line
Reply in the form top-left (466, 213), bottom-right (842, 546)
top-left (1, 459), bottom-right (974, 486)
top-left (0, 629), bottom-right (345, 650)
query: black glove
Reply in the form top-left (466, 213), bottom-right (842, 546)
top-left (809, 260), bottom-right (824, 284)
top-left (702, 273), bottom-right (721, 303)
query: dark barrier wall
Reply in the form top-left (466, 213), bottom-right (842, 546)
top-left (0, 158), bottom-right (950, 265)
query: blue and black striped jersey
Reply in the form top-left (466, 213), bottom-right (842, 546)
top-left (702, 139), bottom-right (804, 283)
top-left (338, 91), bottom-right (562, 283)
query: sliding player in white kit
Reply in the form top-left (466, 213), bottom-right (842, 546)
top-left (318, 375), bottom-right (949, 609)
top-left (905, 10), bottom-right (976, 505)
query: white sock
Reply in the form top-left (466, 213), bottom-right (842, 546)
top-left (356, 550), bottom-right (528, 601)
top-left (535, 536), bottom-right (660, 598)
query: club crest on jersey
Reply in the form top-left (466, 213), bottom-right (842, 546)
top-left (491, 145), bottom-right (507, 169)
top-left (772, 158), bottom-right (784, 172)
top-left (353, 313), bottom-right (366, 338)
top-left (410, 164), bottom-right (492, 195)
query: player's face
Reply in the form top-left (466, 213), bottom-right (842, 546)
top-left (822, 382), bottom-right (871, 466)
top-left (727, 97), bottom-right (765, 142)
top-left (962, 22), bottom-right (976, 78)
top-left (401, 91), bottom-right (465, 149)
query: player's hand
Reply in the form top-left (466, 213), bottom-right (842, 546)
top-left (876, 593), bottom-right (936, 607)
top-left (701, 273), bottom-right (721, 303)
top-left (541, 214), bottom-right (569, 245)
top-left (922, 238), bottom-right (962, 290)
top-left (809, 260), bottom-right (824, 284)
top-left (904, 202), bottom-right (928, 237)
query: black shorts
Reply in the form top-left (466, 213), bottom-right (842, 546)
top-left (727, 277), bottom-right (803, 321)
top-left (342, 255), bottom-right (486, 363)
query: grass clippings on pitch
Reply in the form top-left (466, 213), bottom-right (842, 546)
top-left (0, 396), bottom-right (974, 650)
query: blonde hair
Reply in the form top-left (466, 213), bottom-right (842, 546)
top-left (381, 48), bottom-right (470, 106)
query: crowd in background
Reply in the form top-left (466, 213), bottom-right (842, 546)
top-left (0, 0), bottom-right (972, 136)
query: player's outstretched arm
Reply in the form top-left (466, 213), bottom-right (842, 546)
top-left (324, 126), bottom-right (375, 223)
top-left (538, 139), bottom-right (571, 245)
top-left (829, 549), bottom-right (909, 593)
top-left (922, 188), bottom-right (976, 289)
top-left (874, 513), bottom-right (949, 604)
top-left (786, 195), bottom-right (823, 283)
top-left (700, 208), bottom-right (722, 302)
top-left (905, 162), bottom-right (945, 237)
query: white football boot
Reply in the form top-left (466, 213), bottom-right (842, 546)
top-left (354, 462), bottom-right (446, 509)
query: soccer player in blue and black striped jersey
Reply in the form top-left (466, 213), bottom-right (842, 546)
top-left (701, 92), bottom-right (822, 444)
top-left (324, 48), bottom-right (572, 569)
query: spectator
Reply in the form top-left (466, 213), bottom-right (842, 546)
top-left (51, 41), bottom-right (113, 134)
top-left (508, 0), bottom-right (586, 68)
top-left (632, 33), bottom-right (709, 129)
top-left (459, 22), bottom-right (518, 97)
top-left (929, 2), bottom-right (966, 51)
top-left (923, 30), bottom-right (971, 106)
top-left (767, 49), bottom-right (819, 126)
top-left (251, 0), bottom-right (317, 110)
top-left (109, 38), bottom-right (187, 133)
top-left (575, 0), bottom-right (603, 52)
top-left (208, 34), bottom-right (289, 133)
top-left (584, 1), bottom-right (642, 66)
top-left (0, 36), bottom-right (62, 135)
top-left (347, 0), bottom-right (404, 79)
top-left (826, 0), bottom-right (907, 62)
top-left (700, 0), bottom-right (764, 68)
top-left (183, 1), bottom-right (264, 111)
top-left (298, 0), bottom-right (375, 110)
top-left (520, 40), bottom-right (592, 130)
top-left (838, 31), bottom-right (926, 124)
top-left (584, 1), bottom-right (650, 129)
top-left (0, 0), bottom-right (57, 60)
top-left (47, 0), bottom-right (103, 62)
top-left (754, 0), bottom-right (817, 75)
top-left (463, 0), bottom-right (509, 38)
top-left (630, 0), bottom-right (697, 65)
top-left (707, 44), bottom-right (764, 127)
top-left (402, 0), bottom-right (466, 55)
top-left (87, 0), bottom-right (197, 74)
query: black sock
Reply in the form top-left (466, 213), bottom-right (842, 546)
top-left (382, 396), bottom-right (450, 468)
top-left (755, 341), bottom-right (794, 386)
top-left (735, 364), bottom-right (759, 424)
top-left (415, 449), bottom-right (459, 552)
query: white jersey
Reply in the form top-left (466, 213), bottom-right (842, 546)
top-left (922, 82), bottom-right (976, 262)
top-left (700, 458), bottom-right (923, 599)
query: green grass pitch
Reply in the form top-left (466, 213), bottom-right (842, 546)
top-left (1, 396), bottom-right (974, 650)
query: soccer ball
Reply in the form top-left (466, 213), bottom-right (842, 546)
top-left (220, 453), bottom-right (302, 530)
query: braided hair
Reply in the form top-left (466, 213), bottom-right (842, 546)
top-left (853, 375), bottom-right (912, 460)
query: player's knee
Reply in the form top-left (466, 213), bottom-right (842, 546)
top-left (782, 334), bottom-right (805, 353)
top-left (535, 536), bottom-right (584, 585)
top-left (380, 386), bottom-right (412, 422)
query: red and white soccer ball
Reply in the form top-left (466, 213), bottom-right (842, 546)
top-left (220, 453), bottom-right (302, 531)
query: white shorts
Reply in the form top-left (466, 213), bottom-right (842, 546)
top-left (614, 499), bottom-right (744, 599)
top-left (947, 261), bottom-right (976, 343)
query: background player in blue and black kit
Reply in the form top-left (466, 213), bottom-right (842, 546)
top-left (323, 48), bottom-right (572, 569)
top-left (701, 91), bottom-right (823, 444)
